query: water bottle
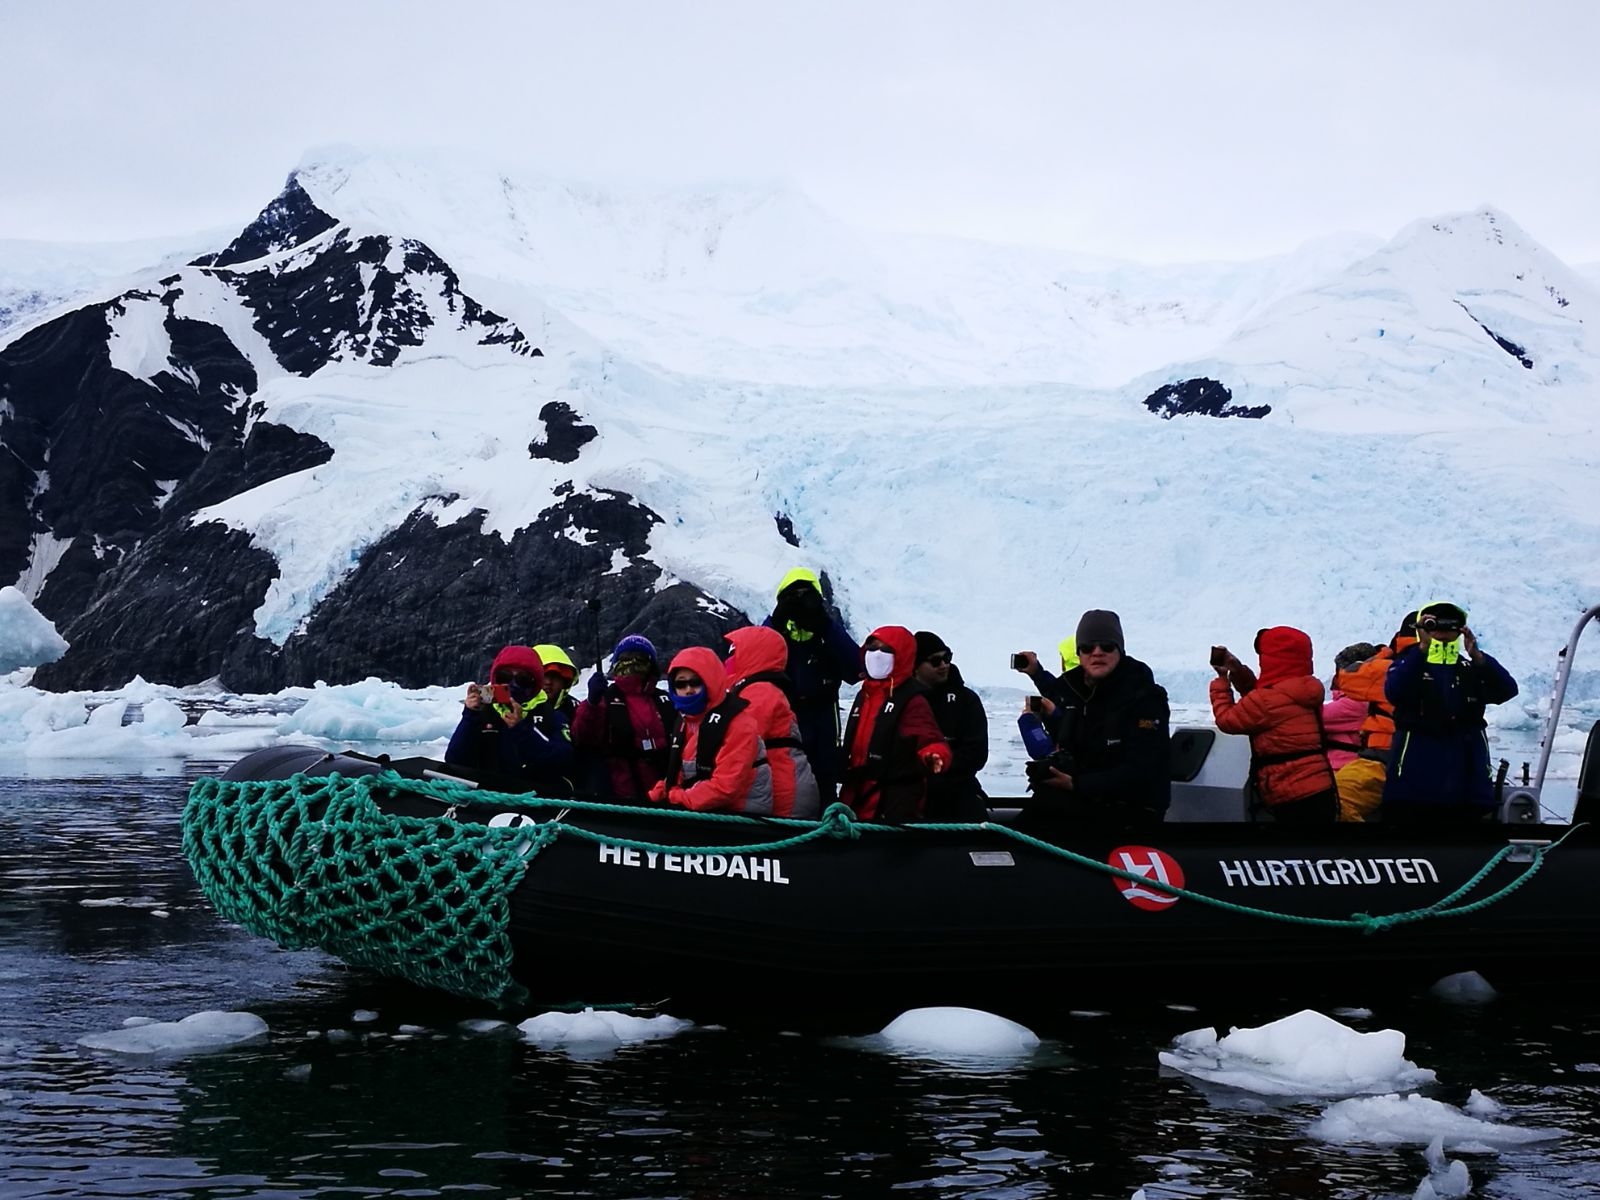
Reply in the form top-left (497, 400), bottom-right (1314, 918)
top-left (1018, 712), bottom-right (1055, 760)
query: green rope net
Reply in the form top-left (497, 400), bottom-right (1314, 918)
top-left (182, 771), bottom-right (1582, 1006)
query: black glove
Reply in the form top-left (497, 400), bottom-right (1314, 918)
top-left (586, 672), bottom-right (608, 703)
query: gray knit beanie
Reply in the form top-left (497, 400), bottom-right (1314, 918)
top-left (1075, 609), bottom-right (1125, 652)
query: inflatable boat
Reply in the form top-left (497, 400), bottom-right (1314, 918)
top-left (182, 608), bottom-right (1600, 1026)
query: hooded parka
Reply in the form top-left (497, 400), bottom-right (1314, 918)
top-left (649, 647), bottom-right (775, 815)
top-left (1209, 627), bottom-right (1336, 818)
top-left (839, 625), bottom-right (951, 822)
top-left (723, 625), bottom-right (821, 819)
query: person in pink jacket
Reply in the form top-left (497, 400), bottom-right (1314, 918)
top-left (1322, 641), bottom-right (1378, 774)
top-left (723, 625), bottom-right (821, 818)
top-left (570, 634), bottom-right (676, 801)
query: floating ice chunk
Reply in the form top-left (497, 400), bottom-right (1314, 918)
top-left (1159, 1009), bottom-right (1435, 1097)
top-left (284, 1064), bottom-right (312, 1083)
top-left (459, 1018), bottom-right (512, 1035)
top-left (0, 686), bottom-right (89, 747)
top-left (277, 678), bottom-right (460, 743)
top-left (1413, 1134), bottom-right (1472, 1199)
top-left (78, 1010), bottom-right (268, 1056)
top-left (1429, 971), bottom-right (1498, 1004)
top-left (517, 1007), bottom-right (691, 1058)
top-left (0, 586), bottom-right (68, 673)
top-left (352, 1009), bottom-right (380, 1023)
top-left (1310, 1093), bottom-right (1567, 1147)
top-left (121, 1017), bottom-right (160, 1028)
top-left (875, 1007), bottom-right (1041, 1061)
top-left (1332, 1007), bottom-right (1373, 1020)
top-left (1464, 1089), bottom-right (1503, 1118)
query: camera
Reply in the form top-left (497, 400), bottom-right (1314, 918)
top-left (1026, 695), bottom-right (1046, 715)
top-left (1011, 652), bottom-right (1029, 670)
top-left (1025, 747), bottom-right (1076, 784)
top-left (1210, 645), bottom-right (1228, 667)
top-left (1420, 616), bottom-right (1462, 634)
top-left (475, 682), bottom-right (511, 706)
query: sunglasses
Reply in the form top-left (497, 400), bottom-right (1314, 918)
top-left (1079, 642), bottom-right (1119, 655)
top-left (491, 670), bottom-right (539, 689)
top-left (924, 653), bottom-right (952, 666)
top-left (671, 677), bottom-right (704, 693)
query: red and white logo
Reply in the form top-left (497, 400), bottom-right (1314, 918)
top-left (1108, 845), bottom-right (1185, 911)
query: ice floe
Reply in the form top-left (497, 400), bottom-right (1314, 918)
top-left (1310, 1091), bottom-right (1567, 1147)
top-left (77, 1010), bottom-right (269, 1056)
top-left (1429, 970), bottom-right (1499, 1004)
top-left (1159, 1009), bottom-right (1435, 1097)
top-left (517, 1007), bottom-right (691, 1058)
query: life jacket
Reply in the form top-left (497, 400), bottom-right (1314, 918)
top-left (841, 678), bottom-right (931, 786)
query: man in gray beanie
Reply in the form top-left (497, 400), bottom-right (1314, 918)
top-left (1025, 608), bottom-right (1171, 827)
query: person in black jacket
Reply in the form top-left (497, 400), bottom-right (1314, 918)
top-left (1026, 609), bottom-right (1170, 828)
top-left (913, 631), bottom-right (989, 822)
top-left (762, 568), bottom-right (861, 802)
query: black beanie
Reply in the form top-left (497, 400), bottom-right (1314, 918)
top-left (914, 630), bottom-right (950, 664)
top-left (1075, 609), bottom-right (1125, 652)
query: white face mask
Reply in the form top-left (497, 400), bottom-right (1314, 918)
top-left (864, 649), bottom-right (895, 680)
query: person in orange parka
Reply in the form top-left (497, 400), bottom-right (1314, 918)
top-left (1209, 626), bottom-right (1339, 823)
top-left (1331, 613), bottom-right (1420, 821)
top-left (839, 625), bottom-right (951, 823)
top-left (723, 625), bottom-right (822, 819)
top-left (648, 647), bottom-right (775, 815)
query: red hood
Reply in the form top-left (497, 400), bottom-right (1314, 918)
top-left (490, 644), bottom-right (544, 679)
top-left (1255, 626), bottom-right (1313, 688)
top-left (862, 625), bottom-right (917, 686)
top-left (667, 646), bottom-right (728, 707)
top-left (724, 625), bottom-right (787, 685)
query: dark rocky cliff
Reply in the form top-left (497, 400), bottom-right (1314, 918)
top-left (8, 174), bottom-right (749, 691)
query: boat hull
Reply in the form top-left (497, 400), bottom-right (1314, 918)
top-left (192, 748), bottom-right (1600, 1024)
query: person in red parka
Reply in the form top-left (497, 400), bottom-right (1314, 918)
top-left (1210, 626), bottom-right (1338, 823)
top-left (839, 625), bottom-right (951, 822)
top-left (723, 625), bottom-right (821, 818)
top-left (648, 647), bottom-right (775, 814)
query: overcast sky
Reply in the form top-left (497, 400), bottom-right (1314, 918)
top-left (3, 1), bottom-right (1596, 264)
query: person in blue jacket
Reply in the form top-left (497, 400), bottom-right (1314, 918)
top-left (445, 644), bottom-right (576, 797)
top-left (763, 567), bottom-right (860, 803)
top-left (1381, 601), bottom-right (1518, 823)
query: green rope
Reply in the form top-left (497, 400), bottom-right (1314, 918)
top-left (414, 775), bottom-right (1580, 934)
top-left (183, 769), bottom-right (1585, 1007)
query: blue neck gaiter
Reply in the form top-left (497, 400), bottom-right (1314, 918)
top-left (672, 690), bottom-right (709, 716)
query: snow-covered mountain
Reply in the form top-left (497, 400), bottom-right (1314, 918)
top-left (0, 232), bottom-right (221, 341)
top-left (3, 147), bottom-right (1597, 697)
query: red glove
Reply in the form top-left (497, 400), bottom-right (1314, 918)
top-left (647, 781), bottom-right (666, 804)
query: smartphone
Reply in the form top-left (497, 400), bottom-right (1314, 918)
top-left (1209, 646), bottom-right (1228, 667)
top-left (1026, 695), bottom-right (1045, 715)
top-left (478, 682), bottom-right (511, 706)
top-left (1011, 652), bottom-right (1028, 670)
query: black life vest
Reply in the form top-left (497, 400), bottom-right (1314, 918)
top-left (665, 692), bottom-right (760, 788)
top-left (725, 671), bottom-right (804, 752)
top-left (841, 680), bottom-right (930, 784)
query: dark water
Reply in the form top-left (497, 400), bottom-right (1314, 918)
top-left (3, 774), bottom-right (1599, 1200)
